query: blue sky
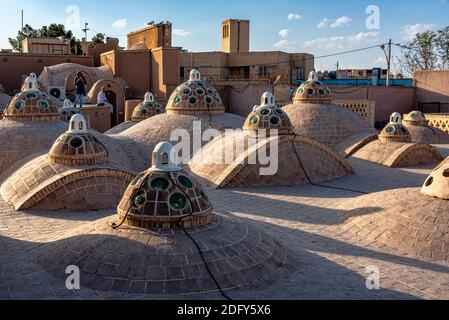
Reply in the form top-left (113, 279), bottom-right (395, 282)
top-left (0, 0), bottom-right (447, 70)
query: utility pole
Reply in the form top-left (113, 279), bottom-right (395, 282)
top-left (20, 9), bottom-right (24, 53)
top-left (82, 22), bottom-right (90, 41)
top-left (381, 39), bottom-right (392, 87)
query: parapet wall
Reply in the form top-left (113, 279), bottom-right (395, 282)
top-left (0, 53), bottom-right (93, 94)
top-left (329, 85), bottom-right (415, 123)
top-left (426, 113), bottom-right (449, 134)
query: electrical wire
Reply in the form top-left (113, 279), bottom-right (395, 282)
top-left (110, 174), bottom-right (148, 229)
top-left (290, 137), bottom-right (368, 195)
top-left (167, 173), bottom-right (233, 301)
top-left (191, 43), bottom-right (389, 70)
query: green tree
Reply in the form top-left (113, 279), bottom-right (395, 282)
top-left (8, 24), bottom-right (38, 51)
top-left (8, 23), bottom-right (87, 55)
top-left (38, 23), bottom-right (72, 39)
top-left (91, 33), bottom-right (106, 46)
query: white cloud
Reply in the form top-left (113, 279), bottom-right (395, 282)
top-left (278, 29), bottom-right (291, 38)
top-left (173, 29), bottom-right (192, 36)
top-left (401, 23), bottom-right (435, 40)
top-left (317, 18), bottom-right (328, 29)
top-left (274, 40), bottom-right (296, 49)
top-left (288, 13), bottom-right (302, 21)
top-left (304, 31), bottom-right (379, 49)
top-left (330, 16), bottom-right (352, 28)
top-left (112, 19), bottom-right (127, 29)
top-left (317, 16), bottom-right (351, 29)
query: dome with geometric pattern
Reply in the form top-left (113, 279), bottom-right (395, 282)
top-left (48, 114), bottom-right (108, 165)
top-left (293, 71), bottom-right (332, 104)
top-left (379, 113), bottom-right (411, 143)
top-left (4, 73), bottom-right (60, 121)
top-left (403, 111), bottom-right (428, 126)
top-left (115, 142), bottom-right (213, 230)
top-left (166, 69), bottom-right (225, 116)
top-left (58, 99), bottom-right (81, 122)
top-left (243, 92), bottom-right (293, 135)
top-left (402, 111), bottom-right (449, 144)
top-left (283, 71), bottom-right (377, 151)
top-left (132, 92), bottom-right (164, 121)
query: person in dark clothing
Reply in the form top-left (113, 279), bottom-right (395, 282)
top-left (74, 72), bottom-right (87, 108)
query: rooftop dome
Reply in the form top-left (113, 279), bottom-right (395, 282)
top-left (243, 92), bottom-right (293, 135)
top-left (339, 187), bottom-right (449, 262)
top-left (110, 75), bottom-right (244, 171)
top-left (166, 69), bottom-right (225, 116)
top-left (190, 92), bottom-right (353, 188)
top-left (48, 114), bottom-right (108, 165)
top-left (3, 73), bottom-right (60, 121)
top-left (421, 157), bottom-right (449, 200)
top-left (131, 92), bottom-right (164, 121)
top-left (402, 111), bottom-right (449, 144)
top-left (379, 113), bottom-right (411, 143)
top-left (58, 99), bottom-right (81, 122)
top-left (115, 142), bottom-right (213, 229)
top-left (0, 127), bottom-right (135, 211)
top-left (403, 111), bottom-right (428, 126)
top-left (283, 71), bottom-right (377, 152)
top-left (29, 141), bottom-right (293, 296)
top-left (340, 164), bottom-right (449, 262)
top-left (293, 71), bottom-right (332, 104)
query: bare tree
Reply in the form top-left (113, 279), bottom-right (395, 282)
top-left (394, 27), bottom-right (449, 77)
top-left (436, 26), bottom-right (449, 69)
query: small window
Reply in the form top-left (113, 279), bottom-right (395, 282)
top-left (79, 122), bottom-right (83, 130)
top-left (180, 67), bottom-right (185, 79)
top-left (161, 152), bottom-right (169, 165)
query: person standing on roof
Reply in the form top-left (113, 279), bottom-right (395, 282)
top-left (74, 72), bottom-right (87, 108)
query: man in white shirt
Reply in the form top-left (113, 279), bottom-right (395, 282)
top-left (97, 86), bottom-right (113, 113)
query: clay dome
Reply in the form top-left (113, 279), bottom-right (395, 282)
top-left (243, 92), bottom-right (293, 135)
top-left (116, 142), bottom-right (213, 230)
top-left (48, 114), bottom-right (108, 165)
top-left (403, 111), bottom-right (428, 126)
top-left (403, 111), bottom-right (449, 144)
top-left (3, 73), bottom-right (60, 121)
top-left (421, 157), bottom-right (449, 200)
top-left (58, 99), bottom-right (81, 122)
top-left (110, 72), bottom-right (244, 171)
top-left (379, 113), bottom-right (411, 143)
top-left (0, 118), bottom-right (135, 211)
top-left (0, 75), bottom-right (68, 176)
top-left (293, 71), bottom-right (332, 104)
top-left (340, 163), bottom-right (449, 262)
top-left (283, 71), bottom-right (377, 152)
top-left (131, 92), bottom-right (164, 121)
top-left (189, 93), bottom-right (353, 188)
top-left (29, 142), bottom-right (292, 296)
top-left (166, 69), bottom-right (225, 116)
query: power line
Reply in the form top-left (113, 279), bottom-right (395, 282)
top-left (188, 43), bottom-right (389, 70)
